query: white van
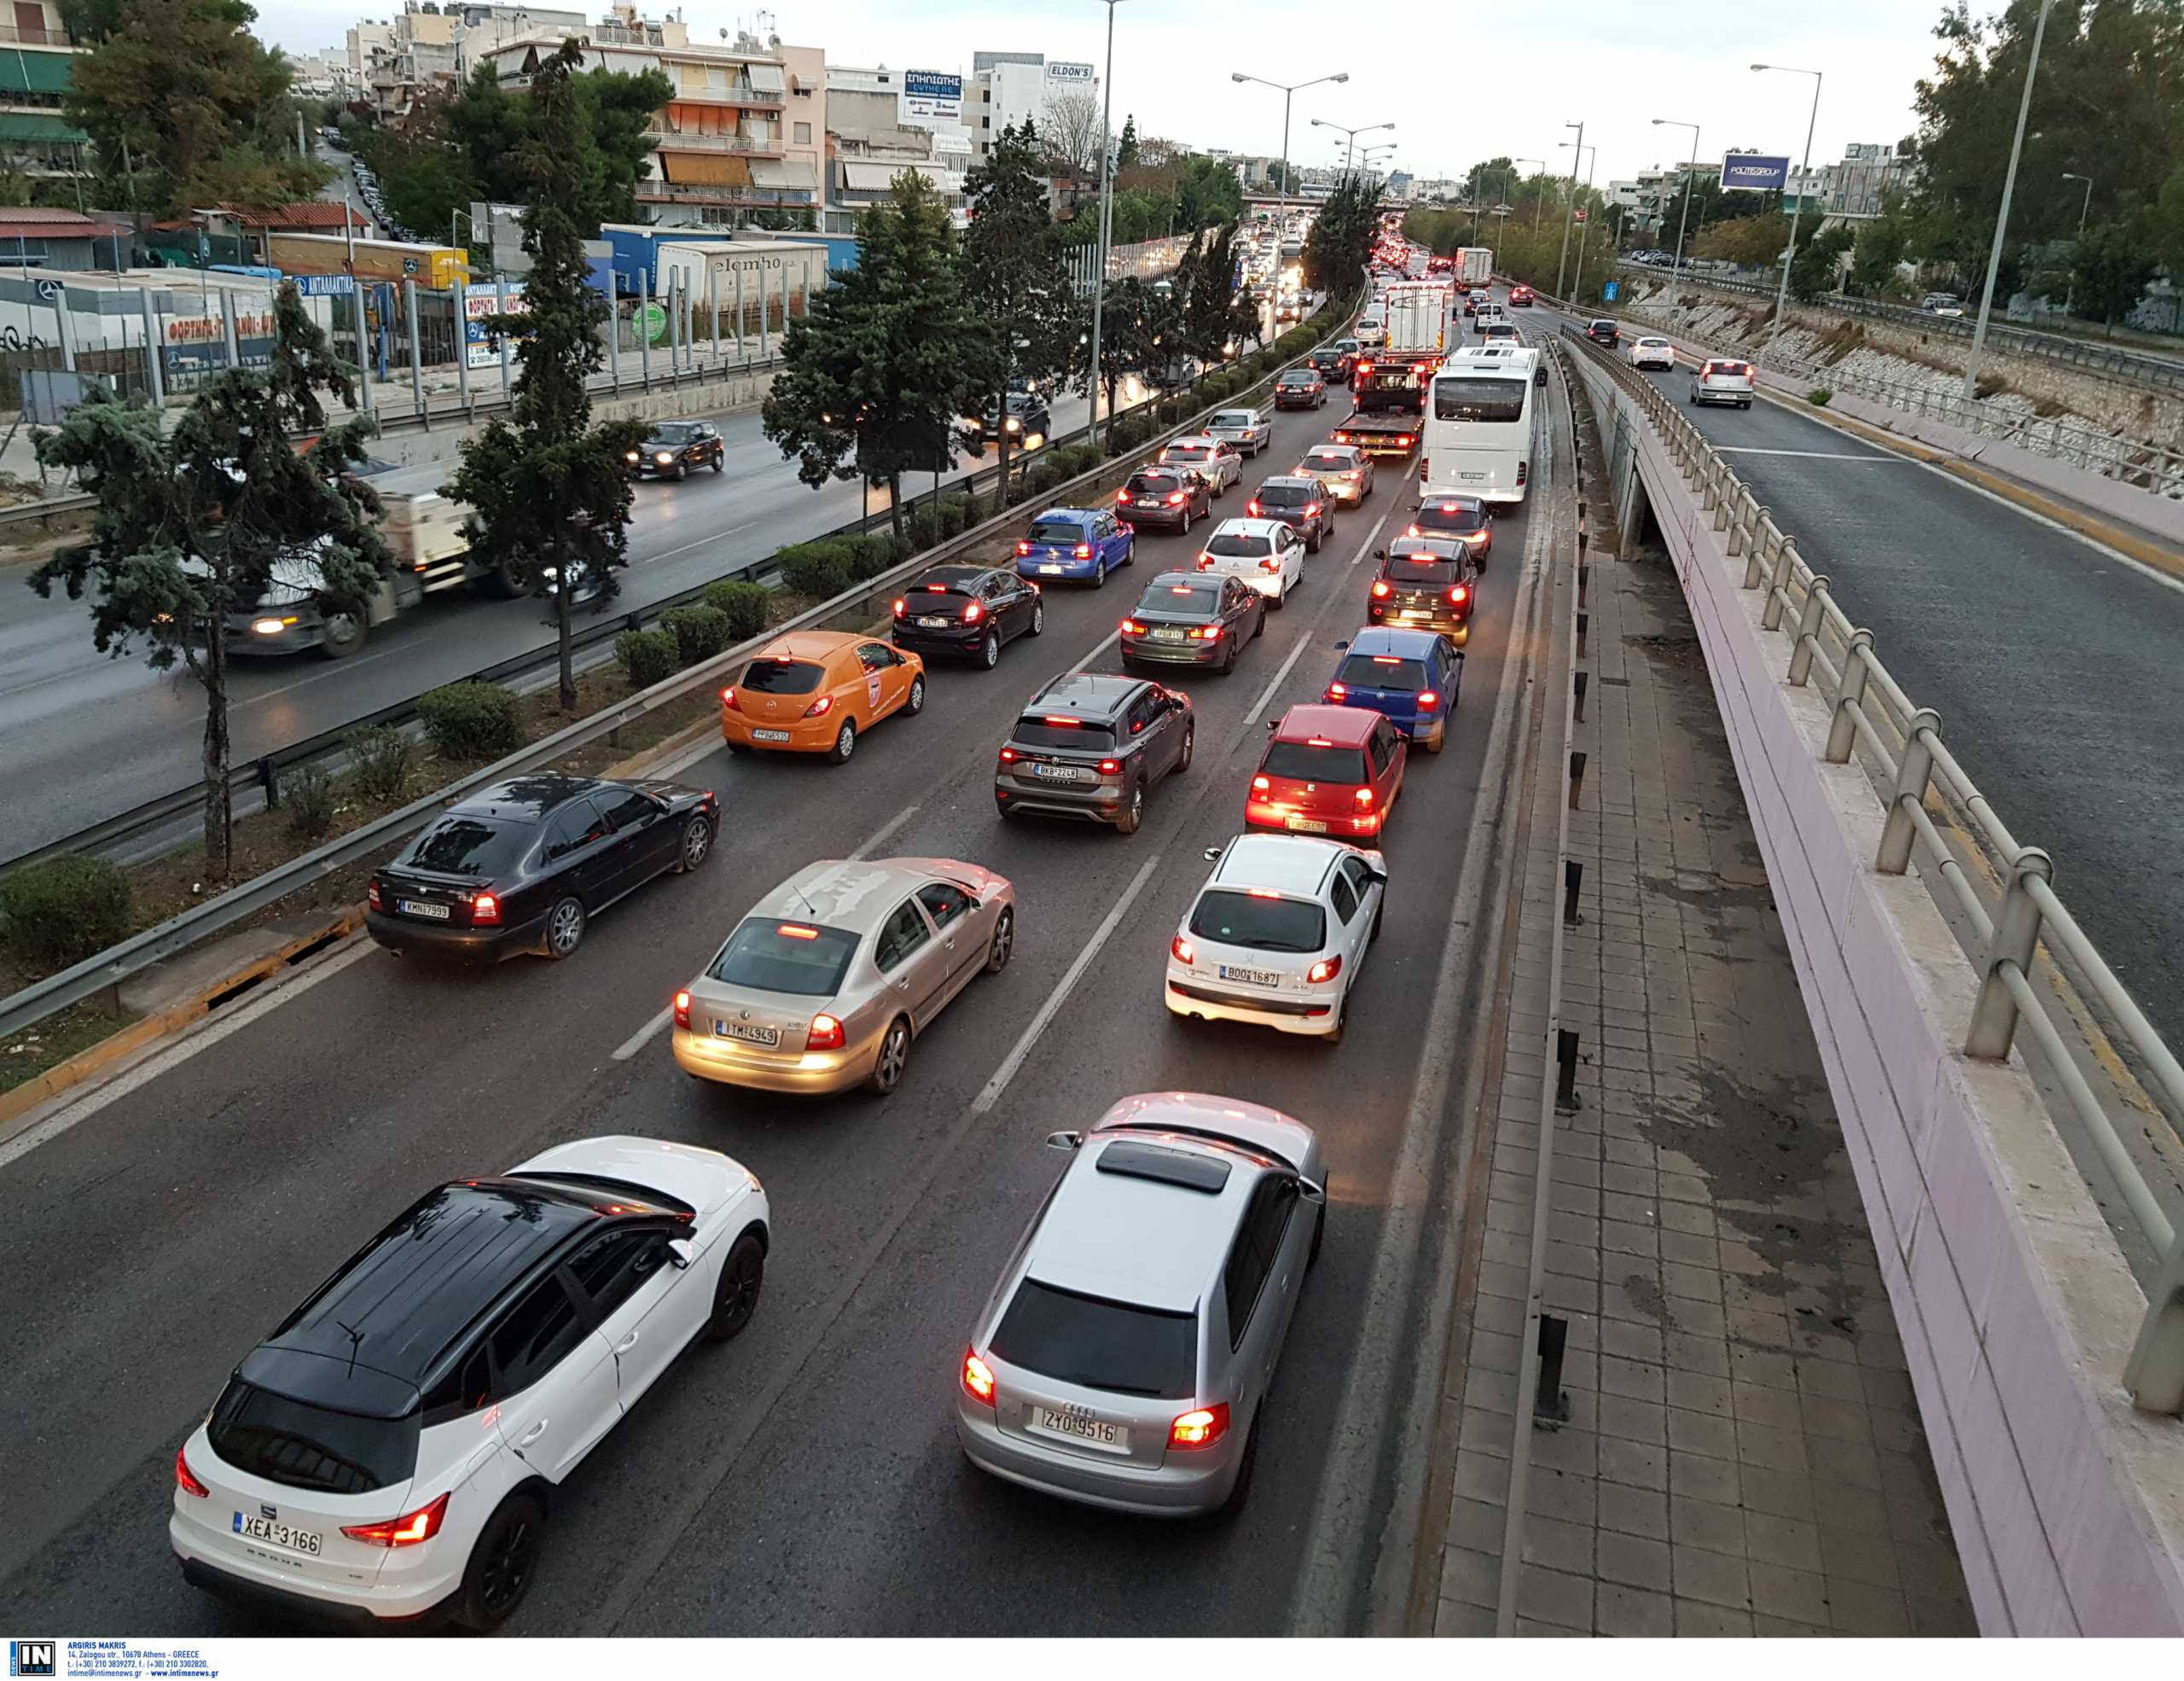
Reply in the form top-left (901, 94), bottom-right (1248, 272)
top-left (1420, 359), bottom-right (1536, 505)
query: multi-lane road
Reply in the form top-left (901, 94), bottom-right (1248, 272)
top-left (0, 352), bottom-right (1567, 1635)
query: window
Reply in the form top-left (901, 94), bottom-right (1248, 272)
top-left (915, 881), bottom-right (973, 932)
top-left (207, 1380), bottom-right (421, 1494)
top-left (1223, 1178), bottom-right (1294, 1347)
top-left (1028, 516), bottom-right (1087, 544)
top-left (1333, 654), bottom-right (1431, 693)
top-left (1262, 739), bottom-right (1368, 783)
top-left (1206, 531), bottom-right (1272, 555)
top-left (874, 899), bottom-right (932, 973)
top-left (1124, 691), bottom-right (1161, 736)
top-left (404, 815), bottom-right (527, 877)
top-left (708, 917), bottom-right (860, 995)
top-left (990, 1280), bottom-right (1197, 1399)
top-left (491, 1273), bottom-right (587, 1397)
top-left (421, 1344), bottom-right (492, 1425)
top-left (1330, 874), bottom-right (1358, 924)
top-left (543, 798), bottom-right (610, 861)
top-left (741, 657), bottom-right (824, 695)
top-left (1432, 375), bottom-right (1525, 423)
top-left (1012, 715), bottom-right (1114, 750)
top-left (793, 120), bottom-right (811, 143)
top-left (1363, 732), bottom-right (1390, 777)
top-left (857, 642), bottom-right (901, 672)
top-left (595, 787), bottom-right (660, 832)
top-left (1189, 890), bottom-right (1327, 953)
top-left (567, 1228), bottom-right (670, 1319)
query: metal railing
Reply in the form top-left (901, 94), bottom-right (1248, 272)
top-left (644, 131), bottom-right (783, 154)
top-left (1554, 314), bottom-right (2184, 1412)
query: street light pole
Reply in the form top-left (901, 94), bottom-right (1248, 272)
top-left (2060, 169), bottom-right (2094, 318)
top-left (1310, 117), bottom-right (1392, 179)
top-left (1554, 119), bottom-right (1583, 298)
top-left (1652, 118), bottom-right (1700, 290)
top-left (1751, 63), bottom-right (1823, 372)
top-left (1233, 69), bottom-right (1350, 220)
top-left (1086, 0), bottom-right (1126, 451)
top-left (1565, 143), bottom-right (1598, 299)
top-left (1962, 0), bottom-right (2053, 398)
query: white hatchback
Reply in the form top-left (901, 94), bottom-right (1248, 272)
top-left (1690, 357), bottom-right (1756, 409)
top-left (1195, 517), bottom-right (1305, 607)
top-left (1165, 834), bottom-right (1387, 1042)
top-left (1627, 335), bottom-right (1676, 371)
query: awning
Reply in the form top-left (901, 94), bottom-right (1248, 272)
top-left (750, 157), bottom-right (816, 191)
top-left (0, 50), bottom-right (73, 96)
top-left (839, 160), bottom-right (943, 193)
top-left (0, 113), bottom-right (85, 144)
top-left (745, 62), bottom-right (785, 93)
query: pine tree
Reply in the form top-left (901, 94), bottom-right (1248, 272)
top-left (962, 120), bottom-right (1077, 502)
top-left (30, 286), bottom-right (388, 879)
top-left (1115, 114), bottom-right (1139, 176)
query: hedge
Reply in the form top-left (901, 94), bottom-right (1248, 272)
top-left (417, 680), bottom-right (524, 760)
top-left (702, 579), bottom-right (770, 642)
top-left (777, 544), bottom-right (851, 600)
top-left (614, 628), bottom-right (677, 689)
top-left (1, 854), bottom-right (131, 969)
top-left (659, 603), bottom-right (732, 665)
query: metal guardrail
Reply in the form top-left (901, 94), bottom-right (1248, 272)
top-left (1556, 314), bottom-right (2184, 1413)
top-left (0, 298), bottom-right (1355, 1045)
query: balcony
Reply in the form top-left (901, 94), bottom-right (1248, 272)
top-left (0, 24), bottom-right (76, 48)
top-left (636, 182), bottom-right (814, 208)
top-left (646, 129), bottom-right (784, 156)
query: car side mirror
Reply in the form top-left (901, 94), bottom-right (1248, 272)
top-left (1203, 844), bottom-right (1223, 862)
top-left (1374, 547), bottom-right (1387, 561)
top-left (1452, 650), bottom-right (1467, 666)
top-left (666, 1238), bottom-right (696, 1271)
top-left (1298, 1178), bottom-right (1327, 1204)
top-left (1266, 717), bottom-right (1280, 733)
top-left (1045, 1130), bottom-right (1083, 1153)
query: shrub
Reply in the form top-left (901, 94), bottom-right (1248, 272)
top-left (659, 603), bottom-right (732, 665)
top-left (777, 544), bottom-right (851, 600)
top-left (614, 627), bottom-right (678, 689)
top-left (0, 854), bottom-right (131, 969)
top-left (942, 492), bottom-right (974, 536)
top-left (841, 532), bottom-right (898, 581)
top-left (703, 579), bottom-right (771, 642)
top-left (908, 506), bottom-right (942, 550)
top-left (1807, 388), bottom-right (1833, 407)
top-left (416, 681), bottom-right (524, 760)
top-left (285, 763), bottom-right (336, 841)
top-left (346, 724), bottom-right (418, 805)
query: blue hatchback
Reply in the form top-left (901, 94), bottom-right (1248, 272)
top-left (1014, 507), bottom-right (1135, 586)
top-left (1322, 626), bottom-right (1463, 753)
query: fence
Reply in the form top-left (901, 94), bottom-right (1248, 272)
top-left (1559, 312), bottom-right (2184, 1412)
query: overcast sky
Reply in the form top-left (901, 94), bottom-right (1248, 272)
top-left (255, 0), bottom-right (1940, 186)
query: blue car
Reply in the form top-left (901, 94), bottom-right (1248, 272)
top-left (1322, 626), bottom-right (1463, 753)
top-left (1014, 507), bottom-right (1135, 587)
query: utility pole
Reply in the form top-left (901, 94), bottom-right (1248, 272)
top-left (1086, 0), bottom-right (1126, 450)
top-left (1962, 0), bottom-right (2053, 398)
top-left (1554, 119), bottom-right (1583, 298)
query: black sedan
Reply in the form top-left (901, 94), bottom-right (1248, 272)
top-left (1274, 368), bottom-right (1327, 410)
top-left (976, 391), bottom-right (1053, 447)
top-left (1368, 536), bottom-right (1480, 643)
top-left (1119, 571), bottom-right (1266, 675)
top-left (1116, 465), bottom-right (1213, 535)
top-left (1247, 475), bottom-right (1336, 550)
top-left (1586, 317), bottom-right (1621, 348)
top-left (628, 421), bottom-right (725, 479)
top-left (1406, 494), bottom-right (1494, 567)
top-left (367, 773), bottom-right (717, 963)
top-left (1310, 340), bottom-right (1358, 384)
top-left (892, 563), bottom-right (1045, 667)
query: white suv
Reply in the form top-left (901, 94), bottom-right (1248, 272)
top-left (1690, 358), bottom-right (1756, 409)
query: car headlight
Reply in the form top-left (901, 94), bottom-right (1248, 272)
top-left (656, 452), bottom-right (674, 464)
top-left (250, 616), bottom-right (293, 636)
top-left (1005, 418), bottom-right (1021, 431)
top-left (625, 451), bottom-right (640, 463)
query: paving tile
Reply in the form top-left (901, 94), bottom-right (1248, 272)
top-left (1445, 1494), bottom-right (1506, 1554)
top-left (1666, 1369), bottom-right (1734, 1418)
top-left (1896, 1538), bottom-right (1972, 1602)
top-left (1735, 1420), bottom-right (1809, 1475)
top-left (1820, 1525), bottom-right (1902, 1589)
top-left (1518, 1562), bottom-right (1595, 1632)
top-left (1667, 1405), bottom-right (1740, 1460)
top-left (1743, 1509), bottom-right (1824, 1573)
top-left (1434, 1598), bottom-right (1499, 1637)
top-left (1600, 1320), bottom-right (1667, 1365)
top-left (1597, 1478), bottom-right (1669, 1542)
top-left (1797, 1355), bottom-right (1867, 1404)
top-left (1598, 1434), bottom-right (1669, 1493)
top-left (1801, 1393), bottom-right (1874, 1445)
top-left (1746, 1561), bottom-right (1831, 1626)
top-left (1808, 1434), bottom-right (1883, 1492)
top-left (1462, 1366), bottom-right (1519, 1414)
top-left (1907, 1591), bottom-right (1979, 1637)
top-left (1440, 1544), bottom-right (1502, 1610)
top-left (1664, 1330), bottom-right (1729, 1378)
top-left (1752, 1614), bottom-right (1833, 1637)
top-left (1531, 1423), bottom-right (1600, 1477)
top-left (1598, 1353), bottom-right (1666, 1405)
top-left (1597, 1530), bottom-right (1673, 1594)
top-left (1732, 1345), bottom-right (1799, 1391)
top-left (1731, 1378), bottom-right (1804, 1431)
top-left (1827, 1577), bottom-right (1912, 1637)
top-left (1596, 1583), bottom-right (1676, 1637)
top-left (1521, 1514), bottom-right (1595, 1577)
top-left (1668, 1448), bottom-right (1740, 1506)
top-left (1460, 1404), bottom-right (1517, 1459)
top-left (1526, 1465), bottom-right (1599, 1527)
top-left (1597, 1392), bottom-right (1667, 1447)
top-left (1455, 1449), bottom-right (1512, 1505)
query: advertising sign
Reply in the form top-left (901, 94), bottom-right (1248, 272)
top-left (901, 68), bottom-right (963, 124)
top-left (1043, 60), bottom-right (1095, 85)
top-left (465, 281), bottom-right (528, 368)
top-left (1721, 154), bottom-right (1791, 194)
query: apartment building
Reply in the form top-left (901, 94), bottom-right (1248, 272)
top-left (824, 66), bottom-right (966, 234)
top-left (965, 50), bottom-right (1099, 166)
top-left (0, 0), bottom-right (89, 183)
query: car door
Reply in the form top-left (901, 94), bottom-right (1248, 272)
top-left (566, 1225), bottom-right (697, 1415)
top-left (538, 794), bottom-right (619, 907)
top-left (1376, 718), bottom-right (1408, 806)
top-left (1220, 1176), bottom-right (1300, 1434)
top-left (488, 1269), bottom-right (621, 1483)
top-left (1227, 578), bottom-right (1257, 643)
top-left (1099, 514), bottom-right (1130, 572)
top-left (868, 640), bottom-right (919, 716)
top-left (592, 784), bottom-right (677, 899)
top-left (1280, 525), bottom-right (1305, 585)
top-left (1120, 687), bottom-right (1171, 781)
top-left (874, 895), bottom-right (949, 1027)
top-left (914, 880), bottom-right (982, 996)
top-left (1339, 854), bottom-right (1381, 961)
top-left (1326, 866), bottom-right (1368, 978)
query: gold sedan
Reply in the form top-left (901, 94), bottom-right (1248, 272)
top-left (671, 858), bottom-right (1017, 1096)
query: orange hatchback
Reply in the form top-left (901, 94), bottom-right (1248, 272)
top-left (722, 631), bottom-right (926, 765)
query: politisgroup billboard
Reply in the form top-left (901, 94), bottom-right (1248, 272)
top-left (902, 69), bottom-right (962, 124)
top-left (1721, 154), bottom-right (1790, 193)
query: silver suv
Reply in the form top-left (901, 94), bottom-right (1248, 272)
top-left (955, 1092), bottom-right (1326, 1516)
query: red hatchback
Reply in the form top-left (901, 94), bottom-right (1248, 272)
top-left (1246, 703), bottom-right (1407, 844)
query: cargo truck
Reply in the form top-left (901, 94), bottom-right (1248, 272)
top-left (1455, 247), bottom-right (1493, 285)
top-left (1329, 281), bottom-right (1451, 459)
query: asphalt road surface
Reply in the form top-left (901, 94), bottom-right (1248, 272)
top-left (0, 373), bottom-right (1559, 1635)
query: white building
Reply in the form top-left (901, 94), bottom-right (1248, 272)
top-left (966, 50), bottom-right (1099, 166)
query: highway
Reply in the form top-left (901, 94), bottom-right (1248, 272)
top-left (0, 360), bottom-right (1565, 1634)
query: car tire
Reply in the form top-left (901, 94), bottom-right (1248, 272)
top-left (1178, 506), bottom-right (1191, 535)
top-left (1307, 526), bottom-right (1322, 555)
top-left (978, 629), bottom-right (1002, 669)
top-left (984, 907), bottom-right (1014, 974)
top-left (542, 896), bottom-right (585, 960)
top-left (830, 718), bottom-right (857, 764)
top-left (904, 675), bottom-right (926, 716)
top-left (1270, 579), bottom-right (1288, 610)
top-left (704, 1233), bottom-right (764, 1342)
top-left (711, 452), bottom-right (724, 474)
top-left (868, 1015), bottom-right (912, 1095)
top-left (1222, 636), bottom-right (1239, 675)
top-left (1115, 778), bottom-right (1145, 835)
top-left (1425, 720), bottom-right (1447, 755)
top-left (454, 1492), bottom-right (545, 1632)
top-left (674, 813), bottom-right (714, 873)
top-left (1029, 599), bottom-right (1046, 636)
top-left (1176, 724), bottom-right (1194, 775)
top-left (317, 608), bottom-right (366, 660)
top-left (673, 462), bottom-right (688, 482)
top-left (1324, 990), bottom-right (1346, 1045)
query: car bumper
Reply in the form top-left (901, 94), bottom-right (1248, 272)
top-left (1165, 976), bottom-right (1339, 1035)
top-left (1017, 555), bottom-right (1101, 580)
top-left (1632, 357), bottom-right (1675, 370)
top-left (630, 458), bottom-right (703, 477)
top-left (994, 777), bottom-right (1128, 823)
top-left (893, 623), bottom-right (990, 657)
top-left (954, 1405), bottom-right (1240, 1517)
top-left (671, 1024), bottom-right (874, 1094)
top-left (1274, 393), bottom-right (1321, 408)
top-left (1693, 387), bottom-right (1751, 404)
top-left (1120, 635), bottom-right (1224, 666)
top-left (1117, 506), bottom-right (1191, 531)
top-left (171, 1516), bottom-right (456, 1628)
top-left (365, 908), bottom-right (543, 961)
top-left (1244, 801), bottom-right (1384, 841)
top-left (225, 610), bottom-right (325, 656)
top-left (722, 713), bottom-right (842, 753)
top-left (1320, 480), bottom-right (1365, 503)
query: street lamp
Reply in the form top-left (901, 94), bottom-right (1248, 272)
top-left (1560, 141), bottom-right (1599, 299)
top-left (1554, 120), bottom-right (1583, 297)
top-left (1086, 0), bottom-right (1130, 451)
top-left (1651, 118), bottom-right (1700, 290)
top-left (2060, 169), bottom-right (2094, 319)
top-left (1751, 62), bottom-right (1823, 373)
top-left (1310, 116), bottom-right (1392, 176)
top-left (1962, 0), bottom-right (2053, 399)
top-left (1232, 69), bottom-right (1350, 216)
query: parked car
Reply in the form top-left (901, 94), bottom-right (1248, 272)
top-left (1296, 444), bottom-right (1374, 505)
top-left (954, 1092), bottom-right (1326, 1515)
top-left (1246, 703), bottom-right (1405, 842)
top-left (720, 631), bottom-right (925, 764)
top-left (171, 1137), bottom-right (769, 1630)
top-left (367, 774), bottom-right (717, 963)
top-left (671, 857), bottom-right (1016, 1096)
top-left (1273, 369), bottom-right (1327, 410)
top-left (892, 564), bottom-right (1044, 666)
top-left (1014, 507), bottom-right (1135, 586)
top-left (1585, 318), bottom-right (1621, 348)
top-left (1245, 478), bottom-right (1335, 552)
top-left (1197, 516), bottom-right (1306, 608)
top-left (993, 671), bottom-right (1194, 834)
top-left (1159, 436), bottom-right (1244, 496)
top-left (1368, 537), bottom-right (1479, 648)
top-left (1119, 571), bottom-right (1266, 674)
top-left (1115, 466), bottom-right (1213, 535)
top-left (1690, 358), bottom-right (1756, 409)
top-left (626, 421), bottom-right (724, 479)
top-left (1322, 625), bottom-right (1463, 753)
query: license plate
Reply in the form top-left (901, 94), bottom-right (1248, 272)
top-left (1032, 763), bottom-right (1088, 782)
top-left (1137, 498), bottom-right (1164, 507)
top-left (917, 614), bottom-right (950, 628)
top-left (1288, 817), bottom-right (1329, 833)
top-left (1153, 626), bottom-right (1186, 642)
top-left (398, 899), bottom-right (449, 920)
top-left (752, 729), bottom-right (792, 743)
top-left (713, 1020), bottom-right (781, 1046)
top-left (1219, 964), bottom-right (1282, 986)
top-left (1041, 563), bottom-right (1064, 575)
top-left (1400, 608), bottom-right (1430, 619)
top-left (233, 1513), bottom-right (322, 1556)
top-left (1031, 1405), bottom-right (1128, 1449)
top-left (1460, 472), bottom-right (1485, 481)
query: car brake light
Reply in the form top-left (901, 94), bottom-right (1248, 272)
top-left (1305, 503), bottom-right (1321, 517)
top-left (471, 893), bottom-right (501, 926)
top-left (1171, 934), bottom-right (1195, 965)
top-left (806, 1013), bottom-right (845, 1051)
top-left (778, 924), bottom-right (820, 939)
top-left (1417, 689), bottom-right (1440, 709)
top-left (1017, 539), bottom-right (1032, 555)
top-left (804, 695), bottom-right (834, 718)
top-left (1246, 499), bottom-right (1262, 515)
top-left (368, 880), bottom-right (381, 910)
top-left (722, 687), bottom-right (740, 711)
top-left (1516, 461), bottom-right (1527, 486)
top-left (1169, 1404), bottom-right (1229, 1449)
top-left (1371, 580), bottom-right (1391, 598)
top-left (672, 990), bottom-right (691, 1029)
top-left (1355, 788), bottom-right (1376, 808)
top-left (1098, 758), bottom-right (1121, 775)
top-left (998, 746), bottom-right (1018, 763)
top-left (1327, 682), bottom-right (1346, 700)
top-left (964, 599), bottom-right (984, 623)
top-left (1307, 953), bottom-right (1343, 984)
top-left (1193, 625), bottom-right (1221, 640)
top-left (1167, 492), bottom-right (1187, 505)
top-left (1073, 544), bottom-right (1092, 560)
top-left (1116, 490), bottom-right (1130, 504)
top-left (1251, 775), bottom-right (1270, 793)
top-left (1449, 585), bottom-right (1470, 606)
top-left (1120, 618), bottom-right (1144, 635)
top-left (175, 1445), bottom-right (207, 1498)
top-left (342, 1491), bottom-right (449, 1548)
top-left (1261, 557), bottom-right (1284, 573)
top-left (892, 597), bottom-right (906, 617)
top-left (962, 1347), bottom-right (997, 1405)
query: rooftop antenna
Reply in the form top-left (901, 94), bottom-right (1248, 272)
top-left (334, 1317), bottom-right (366, 1377)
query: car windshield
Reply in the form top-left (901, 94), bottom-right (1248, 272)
top-left (1336, 653), bottom-right (1431, 692)
top-left (1014, 715), bottom-right (1117, 750)
top-left (1253, 483), bottom-right (1311, 509)
top-left (207, 1378), bottom-right (420, 1495)
top-left (1432, 376), bottom-right (1525, 423)
top-left (707, 917), bottom-right (861, 996)
top-left (1190, 887), bottom-right (1330, 952)
top-left (741, 658), bottom-right (824, 695)
top-left (649, 424), bottom-right (699, 444)
top-left (990, 1279), bottom-right (1196, 1399)
top-left (404, 814), bottom-right (527, 877)
top-left (1261, 740), bottom-right (1368, 784)
top-left (1028, 519), bottom-right (1087, 544)
top-left (1143, 583), bottom-right (1219, 614)
top-left (1206, 532), bottom-right (1272, 556)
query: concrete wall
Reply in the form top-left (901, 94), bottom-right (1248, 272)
top-left (1565, 345), bottom-right (2184, 1635)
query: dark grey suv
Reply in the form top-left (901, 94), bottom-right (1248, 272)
top-left (993, 672), bottom-right (1194, 835)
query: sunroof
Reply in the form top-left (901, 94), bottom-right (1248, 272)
top-left (1094, 1139), bottom-right (1231, 1194)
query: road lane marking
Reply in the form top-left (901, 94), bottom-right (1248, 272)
top-left (968, 850), bottom-right (1164, 1117)
top-left (1240, 630), bottom-right (1316, 733)
top-left (847, 801), bottom-right (922, 860)
top-left (1066, 626), bottom-right (1122, 674)
top-left (1712, 446), bottom-right (1910, 460)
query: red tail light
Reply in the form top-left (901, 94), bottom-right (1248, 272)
top-left (1354, 787), bottom-right (1376, 808)
top-left (1120, 618), bottom-right (1144, 635)
top-left (962, 1347), bottom-right (996, 1406)
top-left (471, 893), bottom-right (501, 926)
top-left (1397, 435), bottom-right (1414, 447)
top-left (1371, 580), bottom-right (1391, 598)
top-left (1166, 492), bottom-right (1187, 505)
top-left (1516, 461), bottom-right (1527, 486)
top-left (368, 880), bottom-right (382, 910)
top-left (1260, 557), bottom-right (1282, 573)
top-left (1419, 455), bottom-right (1429, 480)
top-left (1170, 934), bottom-right (1195, 965)
top-left (175, 1445), bottom-right (207, 1498)
top-left (998, 746), bottom-right (1018, 763)
top-left (1252, 775), bottom-right (1270, 792)
top-left (804, 694), bottom-right (834, 718)
top-left (1196, 555), bottom-right (1216, 570)
top-left (1169, 1404), bottom-right (1230, 1449)
top-left (1417, 689), bottom-right (1440, 710)
top-left (1307, 953), bottom-right (1343, 984)
top-left (1098, 759), bottom-right (1121, 775)
top-left (1327, 682), bottom-right (1347, 700)
top-left (1017, 539), bottom-right (1032, 555)
top-left (722, 687), bottom-right (740, 711)
top-left (1073, 544), bottom-right (1092, 560)
top-left (1449, 585), bottom-right (1470, 606)
top-left (1247, 499), bottom-right (1263, 515)
top-left (1116, 490), bottom-right (1130, 504)
top-left (964, 599), bottom-right (984, 622)
top-left (342, 1491), bottom-right (450, 1549)
top-left (892, 597), bottom-right (906, 617)
top-left (1193, 625), bottom-right (1221, 640)
top-left (672, 990), bottom-right (691, 1030)
top-left (1305, 503), bottom-right (1321, 517)
top-left (806, 1013), bottom-right (845, 1051)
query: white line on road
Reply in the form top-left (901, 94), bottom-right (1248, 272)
top-left (968, 849), bottom-right (1163, 1118)
top-left (847, 801), bottom-right (922, 861)
top-left (1240, 629), bottom-right (1316, 733)
top-left (1066, 626), bottom-right (1122, 674)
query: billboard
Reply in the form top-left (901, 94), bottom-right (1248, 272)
top-left (466, 281), bottom-right (527, 368)
top-left (1721, 154), bottom-right (1790, 194)
top-left (901, 69), bottom-right (962, 124)
top-left (1043, 60), bottom-right (1096, 85)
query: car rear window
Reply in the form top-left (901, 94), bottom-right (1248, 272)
top-left (1707, 362), bottom-right (1751, 377)
top-left (1432, 376), bottom-right (1525, 422)
top-left (1206, 532), bottom-right (1273, 556)
top-left (403, 815), bottom-right (528, 877)
top-left (1336, 653), bottom-right (1431, 692)
top-left (1165, 444), bottom-right (1211, 461)
top-left (741, 657), bottom-right (824, 695)
top-left (1386, 556), bottom-right (1463, 585)
top-left (1027, 519), bottom-right (1086, 544)
top-left (1413, 502), bottom-right (1487, 534)
top-left (1144, 582), bottom-right (1219, 614)
top-left (1013, 715), bottom-right (1117, 750)
top-left (1212, 411), bottom-right (1255, 428)
top-left (990, 1279), bottom-right (1196, 1399)
top-left (1261, 740), bottom-right (1368, 783)
top-left (1189, 887), bottom-right (1330, 953)
top-left (1301, 451), bottom-right (1353, 474)
top-left (707, 916), bottom-right (861, 996)
top-left (206, 1378), bottom-right (420, 1495)
top-left (1252, 484), bottom-right (1310, 509)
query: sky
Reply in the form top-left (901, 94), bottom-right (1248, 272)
top-left (254, 0), bottom-right (1944, 189)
